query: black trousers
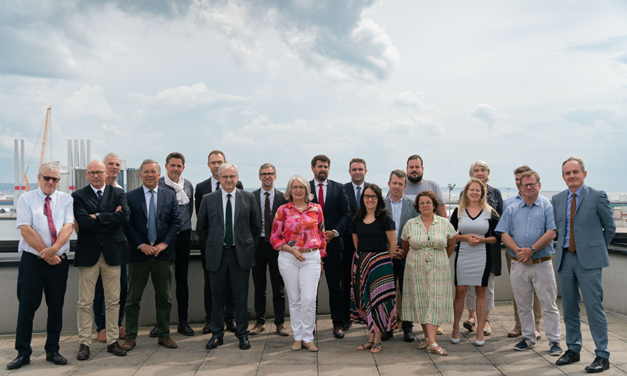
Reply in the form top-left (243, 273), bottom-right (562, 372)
top-left (15, 252), bottom-right (69, 357)
top-left (341, 248), bottom-right (355, 324)
top-left (208, 248), bottom-right (250, 339)
top-left (201, 244), bottom-right (235, 323)
top-left (392, 258), bottom-right (413, 332)
top-left (323, 250), bottom-right (344, 327)
top-left (251, 239), bottom-right (285, 325)
top-left (174, 229), bottom-right (191, 322)
top-left (93, 263), bottom-right (127, 331)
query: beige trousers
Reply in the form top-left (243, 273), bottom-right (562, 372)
top-left (77, 253), bottom-right (121, 346)
top-left (506, 251), bottom-right (542, 326)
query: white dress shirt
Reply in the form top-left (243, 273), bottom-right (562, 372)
top-left (352, 182), bottom-right (365, 204)
top-left (314, 179), bottom-right (328, 203)
top-left (90, 183), bottom-right (107, 198)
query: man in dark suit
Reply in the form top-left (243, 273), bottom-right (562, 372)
top-left (341, 158), bottom-right (367, 329)
top-left (73, 160), bottom-right (130, 360)
top-left (249, 163), bottom-right (288, 336)
top-left (553, 157), bottom-right (616, 373)
top-left (383, 169), bottom-right (418, 342)
top-left (197, 163), bottom-right (261, 351)
top-left (121, 159), bottom-right (181, 351)
top-left (309, 155), bottom-right (351, 339)
top-left (194, 150), bottom-right (242, 334)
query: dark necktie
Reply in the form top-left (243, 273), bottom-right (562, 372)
top-left (44, 196), bottom-right (57, 245)
top-left (318, 184), bottom-right (324, 211)
top-left (568, 194), bottom-right (576, 253)
top-left (97, 190), bottom-right (102, 200)
top-left (264, 192), bottom-right (271, 237)
top-left (148, 190), bottom-right (157, 245)
top-left (225, 193), bottom-right (233, 247)
top-left (215, 181), bottom-right (220, 191)
top-left (355, 186), bottom-right (361, 204)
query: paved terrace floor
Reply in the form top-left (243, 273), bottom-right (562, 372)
top-left (1, 301), bottom-right (626, 376)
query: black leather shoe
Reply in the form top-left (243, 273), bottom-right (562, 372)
top-left (177, 322), bottom-right (195, 336)
top-left (556, 350), bottom-right (581, 365)
top-left (381, 330), bottom-right (393, 341)
top-left (205, 335), bottom-right (224, 350)
top-left (76, 344), bottom-right (90, 360)
top-left (202, 322), bottom-right (211, 334)
top-left (46, 351), bottom-right (67, 365)
top-left (225, 321), bottom-right (237, 333)
top-left (107, 342), bottom-right (127, 356)
top-left (342, 322), bottom-right (352, 330)
top-left (404, 331), bottom-right (416, 343)
top-left (7, 356), bottom-right (30, 370)
top-left (149, 326), bottom-right (158, 338)
top-left (333, 326), bottom-right (345, 339)
top-left (239, 336), bottom-right (251, 350)
top-left (585, 356), bottom-right (610, 373)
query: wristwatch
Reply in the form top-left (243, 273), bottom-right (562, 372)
top-left (530, 247), bottom-right (537, 254)
top-left (95, 213), bottom-right (101, 219)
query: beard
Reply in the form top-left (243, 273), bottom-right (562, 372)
top-left (316, 172), bottom-right (328, 181)
top-left (407, 174), bottom-right (423, 183)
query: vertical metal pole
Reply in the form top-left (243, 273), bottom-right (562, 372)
top-left (21, 139), bottom-right (25, 191)
top-left (67, 139), bottom-right (73, 167)
top-left (86, 140), bottom-right (91, 164)
top-left (14, 140), bottom-right (19, 192)
top-left (79, 140), bottom-right (86, 169)
top-left (74, 140), bottom-right (80, 168)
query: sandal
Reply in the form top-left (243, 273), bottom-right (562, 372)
top-left (416, 337), bottom-right (430, 350)
top-left (463, 317), bottom-right (475, 332)
top-left (483, 319), bottom-right (491, 336)
top-left (357, 341), bottom-right (374, 351)
top-left (425, 342), bottom-right (448, 356)
top-left (370, 342), bottom-right (382, 353)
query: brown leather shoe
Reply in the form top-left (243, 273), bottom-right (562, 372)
top-left (158, 336), bottom-right (178, 349)
top-left (118, 326), bottom-right (126, 340)
top-left (107, 342), bottom-right (127, 357)
top-left (121, 337), bottom-right (136, 351)
top-left (77, 344), bottom-right (90, 361)
top-left (508, 326), bottom-right (522, 337)
top-left (249, 323), bottom-right (265, 335)
top-left (333, 326), bottom-right (345, 339)
top-left (276, 323), bottom-right (289, 337)
top-left (97, 329), bottom-right (107, 343)
top-left (535, 327), bottom-right (542, 340)
top-left (303, 342), bottom-right (318, 352)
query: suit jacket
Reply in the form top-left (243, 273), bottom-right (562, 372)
top-left (384, 195), bottom-right (419, 246)
top-left (194, 177), bottom-right (243, 215)
top-left (196, 188), bottom-right (261, 272)
top-left (124, 186), bottom-right (181, 263)
top-left (72, 184), bottom-right (130, 267)
top-left (252, 187), bottom-right (287, 241)
top-left (552, 185), bottom-right (616, 270)
top-left (310, 179), bottom-right (351, 252)
top-left (342, 181), bottom-right (368, 252)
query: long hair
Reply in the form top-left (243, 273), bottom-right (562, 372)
top-left (457, 178), bottom-right (492, 219)
top-left (284, 175), bottom-right (314, 202)
top-left (355, 183), bottom-right (388, 221)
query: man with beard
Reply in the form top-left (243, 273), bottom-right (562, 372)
top-left (404, 155), bottom-right (447, 218)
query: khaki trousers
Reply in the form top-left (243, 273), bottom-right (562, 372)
top-left (506, 251), bottom-right (542, 326)
top-left (77, 253), bottom-right (121, 346)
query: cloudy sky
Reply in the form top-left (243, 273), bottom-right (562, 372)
top-left (1, 0), bottom-right (626, 192)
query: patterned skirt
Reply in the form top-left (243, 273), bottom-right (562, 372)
top-left (350, 250), bottom-right (397, 333)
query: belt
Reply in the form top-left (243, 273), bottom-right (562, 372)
top-left (296, 248), bottom-right (317, 254)
top-left (224, 245), bottom-right (235, 249)
top-left (261, 237), bottom-right (270, 243)
top-left (512, 256), bottom-right (551, 264)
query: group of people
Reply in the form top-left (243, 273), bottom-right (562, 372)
top-left (8, 152), bottom-right (616, 374)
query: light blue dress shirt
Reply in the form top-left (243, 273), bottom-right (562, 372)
top-left (563, 185), bottom-right (583, 249)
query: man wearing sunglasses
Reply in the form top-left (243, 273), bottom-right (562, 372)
top-left (8, 162), bottom-right (74, 370)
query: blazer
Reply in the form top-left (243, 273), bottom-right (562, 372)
top-left (342, 181), bottom-right (368, 252)
top-left (72, 184), bottom-right (130, 267)
top-left (124, 186), bottom-right (181, 263)
top-left (384, 195), bottom-right (418, 246)
top-left (310, 179), bottom-right (351, 252)
top-left (194, 177), bottom-right (243, 215)
top-left (196, 188), bottom-right (261, 272)
top-left (552, 185), bottom-right (616, 270)
top-left (252, 187), bottom-right (287, 240)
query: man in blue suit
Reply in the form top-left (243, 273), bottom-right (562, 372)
top-left (310, 155), bottom-right (351, 339)
top-left (553, 157), bottom-right (616, 373)
top-left (122, 159), bottom-right (181, 351)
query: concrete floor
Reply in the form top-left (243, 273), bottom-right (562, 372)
top-left (1, 301), bottom-right (626, 375)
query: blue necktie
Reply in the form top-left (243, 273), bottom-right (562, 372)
top-left (355, 186), bottom-right (361, 203)
top-left (97, 190), bottom-right (102, 200)
top-left (148, 190), bottom-right (157, 245)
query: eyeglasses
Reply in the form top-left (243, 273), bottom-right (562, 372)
top-left (87, 171), bottom-right (105, 176)
top-left (522, 182), bottom-right (539, 189)
top-left (221, 175), bottom-right (237, 180)
top-left (363, 194), bottom-right (377, 201)
top-left (41, 175), bottom-right (60, 183)
top-left (292, 186), bottom-right (306, 191)
top-left (260, 173), bottom-right (275, 177)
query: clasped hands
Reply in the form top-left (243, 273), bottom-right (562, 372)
top-left (40, 247), bottom-right (61, 265)
top-left (393, 246), bottom-right (407, 260)
top-left (139, 243), bottom-right (168, 256)
top-left (514, 247), bottom-right (534, 266)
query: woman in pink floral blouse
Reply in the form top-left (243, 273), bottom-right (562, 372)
top-left (271, 175), bottom-right (326, 352)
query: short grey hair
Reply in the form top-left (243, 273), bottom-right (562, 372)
top-left (562, 157), bottom-right (585, 173)
top-left (285, 175), bottom-right (314, 202)
top-left (388, 169), bottom-right (407, 183)
top-left (469, 160), bottom-right (491, 182)
top-left (258, 163), bottom-right (276, 175)
top-left (140, 159), bottom-right (160, 173)
top-left (38, 161), bottom-right (61, 175)
top-left (103, 152), bottom-right (120, 163)
top-left (218, 163), bottom-right (238, 177)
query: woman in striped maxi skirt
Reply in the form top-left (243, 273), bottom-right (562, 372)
top-left (350, 184), bottom-right (397, 353)
top-left (400, 191), bottom-right (457, 356)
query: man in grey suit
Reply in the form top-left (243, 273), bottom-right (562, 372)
top-left (383, 169), bottom-right (417, 342)
top-left (553, 157), bottom-right (616, 373)
top-left (197, 163), bottom-right (261, 351)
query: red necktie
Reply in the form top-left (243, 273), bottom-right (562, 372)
top-left (44, 196), bottom-right (58, 245)
top-left (318, 184), bottom-right (324, 211)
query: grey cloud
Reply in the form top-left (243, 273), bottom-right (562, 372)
top-left (470, 103), bottom-right (500, 128)
top-left (561, 105), bottom-right (621, 126)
